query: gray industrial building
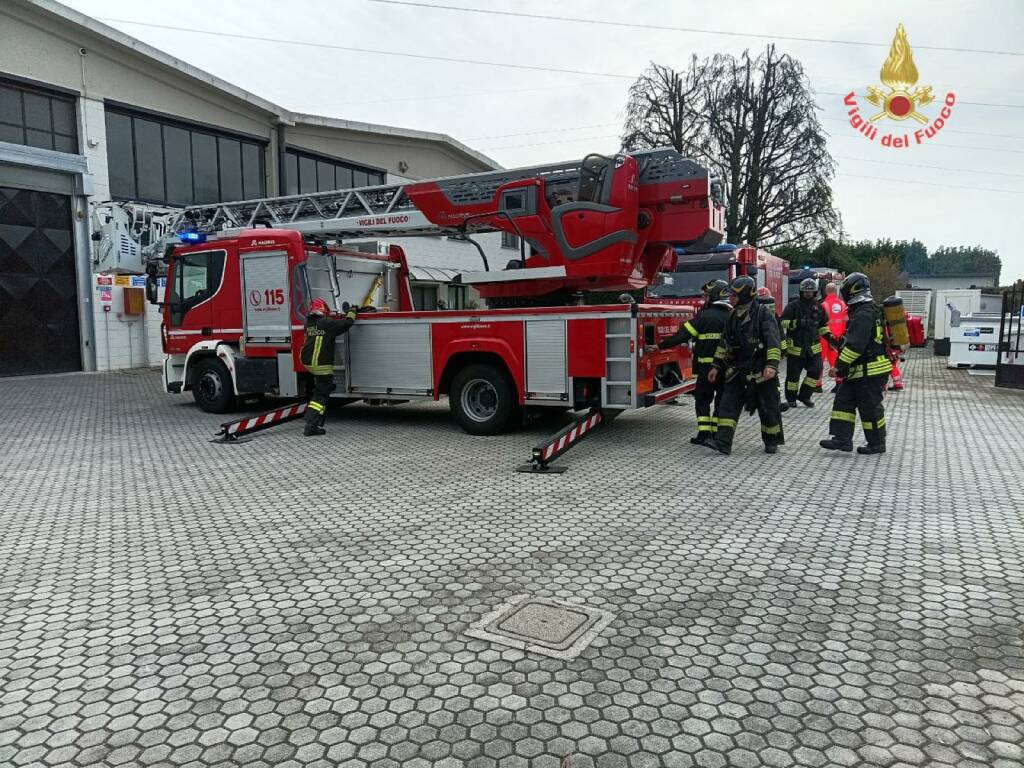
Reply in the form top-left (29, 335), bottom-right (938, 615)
top-left (0, 0), bottom-right (508, 377)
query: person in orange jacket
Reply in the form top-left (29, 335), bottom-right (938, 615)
top-left (821, 282), bottom-right (847, 389)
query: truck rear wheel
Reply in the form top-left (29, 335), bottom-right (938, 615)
top-left (450, 363), bottom-right (518, 435)
top-left (192, 358), bottom-right (237, 414)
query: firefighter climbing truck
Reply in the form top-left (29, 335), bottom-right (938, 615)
top-left (647, 243), bottom-right (789, 315)
top-left (94, 148), bottom-right (725, 438)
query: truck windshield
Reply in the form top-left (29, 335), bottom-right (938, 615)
top-left (649, 268), bottom-right (729, 298)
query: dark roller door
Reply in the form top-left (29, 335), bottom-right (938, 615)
top-left (0, 187), bottom-right (81, 376)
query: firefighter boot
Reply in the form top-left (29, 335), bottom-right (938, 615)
top-left (798, 395), bottom-right (815, 408)
top-left (764, 443), bottom-right (778, 454)
top-left (857, 443), bottom-right (886, 455)
top-left (690, 433), bottom-right (713, 446)
top-left (819, 438), bottom-right (853, 452)
top-left (303, 408), bottom-right (326, 437)
top-left (780, 401), bottom-right (793, 413)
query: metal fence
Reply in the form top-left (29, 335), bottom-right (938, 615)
top-left (996, 282), bottom-right (1024, 389)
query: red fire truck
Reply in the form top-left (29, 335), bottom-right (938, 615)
top-left (647, 244), bottom-right (789, 315)
top-left (95, 148), bottom-right (725, 449)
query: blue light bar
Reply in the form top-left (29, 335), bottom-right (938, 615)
top-left (179, 231), bottom-right (206, 244)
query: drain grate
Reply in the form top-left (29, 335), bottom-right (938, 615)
top-left (466, 594), bottom-right (615, 660)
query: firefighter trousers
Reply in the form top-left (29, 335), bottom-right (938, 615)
top-left (829, 376), bottom-right (886, 446)
top-left (714, 374), bottom-right (783, 451)
top-left (693, 371), bottom-right (724, 436)
top-left (785, 353), bottom-right (823, 403)
top-left (305, 374), bottom-right (335, 428)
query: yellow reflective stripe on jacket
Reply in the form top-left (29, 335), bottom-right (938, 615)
top-left (684, 321), bottom-right (698, 337)
top-left (714, 345), bottom-right (728, 360)
top-left (308, 365), bottom-right (334, 375)
top-left (876, 417), bottom-right (886, 429)
top-left (698, 332), bottom-right (722, 340)
top-left (780, 319), bottom-right (793, 330)
top-left (818, 326), bottom-right (830, 336)
top-left (831, 410), bottom-right (857, 423)
top-left (862, 420), bottom-right (875, 430)
top-left (786, 345), bottom-right (803, 356)
top-left (810, 343), bottom-right (822, 353)
top-left (311, 335), bottom-right (324, 368)
top-left (696, 356), bottom-right (715, 364)
top-left (838, 347), bottom-right (860, 364)
top-left (804, 378), bottom-right (821, 388)
top-left (307, 400), bottom-right (326, 414)
top-left (786, 381), bottom-right (800, 392)
top-left (765, 347), bottom-right (781, 361)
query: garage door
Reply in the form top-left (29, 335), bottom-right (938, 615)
top-left (0, 187), bottom-right (81, 376)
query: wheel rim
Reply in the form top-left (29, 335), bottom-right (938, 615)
top-left (198, 371), bottom-right (222, 403)
top-left (461, 378), bottom-right (499, 423)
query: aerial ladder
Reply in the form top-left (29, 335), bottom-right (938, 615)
top-left (94, 147), bottom-right (725, 307)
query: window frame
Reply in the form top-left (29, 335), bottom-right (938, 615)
top-left (169, 249), bottom-right (227, 326)
top-left (0, 76), bottom-right (79, 154)
top-left (283, 145), bottom-right (386, 195)
top-left (104, 104), bottom-right (267, 206)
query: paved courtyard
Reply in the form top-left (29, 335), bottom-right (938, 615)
top-left (2, 350), bottom-right (1024, 768)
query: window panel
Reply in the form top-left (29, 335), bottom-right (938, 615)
top-left (352, 169), bottom-right (369, 188)
top-left (299, 155), bottom-right (316, 194)
top-left (218, 138), bottom-right (242, 201)
top-left (241, 142), bottom-right (262, 199)
top-left (105, 111), bottom-right (135, 198)
top-left (0, 123), bottom-right (23, 145)
top-left (134, 118), bottom-right (165, 202)
top-left (316, 160), bottom-right (335, 192)
top-left (192, 132), bottom-right (219, 203)
top-left (163, 126), bottom-right (193, 205)
top-left (53, 134), bottom-right (76, 154)
top-left (22, 92), bottom-right (51, 131)
top-left (0, 86), bottom-right (21, 126)
top-left (25, 128), bottom-right (53, 150)
top-left (335, 165), bottom-right (353, 189)
top-left (51, 99), bottom-right (76, 136)
top-left (284, 152), bottom-right (298, 196)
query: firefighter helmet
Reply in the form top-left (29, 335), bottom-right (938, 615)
top-left (756, 286), bottom-right (773, 299)
top-left (799, 277), bottom-right (819, 299)
top-left (840, 272), bottom-right (873, 305)
top-left (730, 276), bottom-right (757, 305)
top-left (308, 298), bottom-right (330, 317)
top-left (706, 279), bottom-right (730, 304)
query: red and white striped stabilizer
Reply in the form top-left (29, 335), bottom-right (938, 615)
top-left (540, 411), bottom-right (602, 462)
top-left (215, 402), bottom-right (307, 442)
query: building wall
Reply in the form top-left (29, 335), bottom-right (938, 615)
top-left (288, 121), bottom-right (491, 181)
top-left (907, 275), bottom-right (999, 292)
top-left (0, 0), bottom-right (500, 375)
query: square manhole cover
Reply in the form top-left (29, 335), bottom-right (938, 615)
top-left (466, 594), bottom-right (615, 660)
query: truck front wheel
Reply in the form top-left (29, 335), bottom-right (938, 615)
top-left (192, 358), bottom-right (237, 413)
top-left (450, 363), bottom-right (518, 435)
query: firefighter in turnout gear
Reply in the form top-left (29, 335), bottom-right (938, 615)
top-left (659, 279), bottom-right (732, 445)
top-left (707, 276), bottom-right (784, 455)
top-left (300, 298), bottom-right (358, 436)
top-left (780, 278), bottom-right (833, 411)
top-left (820, 272), bottom-right (893, 455)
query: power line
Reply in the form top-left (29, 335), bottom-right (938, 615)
top-left (467, 123), bottom-right (620, 141)
top-left (98, 18), bottom-right (635, 79)
top-left (833, 154), bottom-right (1024, 180)
top-left (366, 0), bottom-right (1024, 57)
top-left (837, 172), bottom-right (1024, 195)
top-left (97, 17), bottom-right (1024, 109)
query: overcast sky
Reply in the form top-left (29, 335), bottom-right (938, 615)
top-left (64, 0), bottom-right (1024, 281)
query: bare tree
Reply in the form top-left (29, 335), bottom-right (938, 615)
top-left (863, 256), bottom-right (908, 301)
top-left (622, 46), bottom-right (840, 249)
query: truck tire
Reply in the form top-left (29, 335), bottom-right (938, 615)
top-left (450, 363), bottom-right (518, 435)
top-left (192, 358), bottom-right (237, 414)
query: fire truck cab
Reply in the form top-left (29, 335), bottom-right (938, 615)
top-left (647, 244), bottom-right (789, 315)
top-left (153, 228), bottom-right (696, 435)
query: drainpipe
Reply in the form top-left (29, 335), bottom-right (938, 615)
top-left (277, 122), bottom-right (288, 196)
